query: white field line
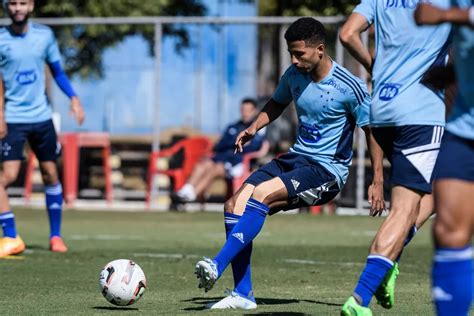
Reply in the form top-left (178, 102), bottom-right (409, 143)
top-left (282, 258), bottom-right (365, 266)
top-left (69, 235), bottom-right (146, 241)
top-left (133, 253), bottom-right (199, 259)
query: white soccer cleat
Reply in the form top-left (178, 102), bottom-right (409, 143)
top-left (206, 290), bottom-right (257, 310)
top-left (195, 257), bottom-right (218, 292)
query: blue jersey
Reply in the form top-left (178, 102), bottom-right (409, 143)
top-left (446, 0), bottom-right (474, 140)
top-left (272, 61), bottom-right (370, 187)
top-left (354, 0), bottom-right (451, 127)
top-left (0, 22), bottom-right (61, 123)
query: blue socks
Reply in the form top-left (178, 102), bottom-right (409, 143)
top-left (0, 211), bottom-right (17, 238)
top-left (432, 246), bottom-right (473, 316)
top-left (224, 212), bottom-right (254, 301)
top-left (353, 255), bottom-right (394, 307)
top-left (45, 183), bottom-right (63, 238)
top-left (214, 198), bottom-right (269, 277)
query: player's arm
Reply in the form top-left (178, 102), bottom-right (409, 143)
top-left (361, 125), bottom-right (385, 216)
top-left (0, 76), bottom-right (6, 138)
top-left (234, 98), bottom-right (287, 153)
top-left (48, 61), bottom-right (84, 125)
top-left (339, 13), bottom-right (373, 74)
top-left (415, 3), bottom-right (474, 26)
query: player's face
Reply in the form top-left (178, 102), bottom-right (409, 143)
top-left (287, 40), bottom-right (324, 74)
top-left (240, 102), bottom-right (257, 124)
top-left (7, 0), bottom-right (34, 25)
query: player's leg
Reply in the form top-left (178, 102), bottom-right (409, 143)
top-left (431, 131), bottom-right (474, 316)
top-left (205, 184), bottom-right (257, 309)
top-left (432, 179), bottom-right (473, 316)
top-left (0, 123), bottom-right (27, 257)
top-left (193, 162), bottom-right (226, 197)
top-left (176, 158), bottom-right (213, 201)
top-left (29, 120), bottom-right (66, 252)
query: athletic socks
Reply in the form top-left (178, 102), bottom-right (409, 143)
top-left (45, 183), bottom-right (63, 238)
top-left (353, 255), bottom-right (394, 307)
top-left (0, 211), bottom-right (17, 238)
top-left (224, 212), bottom-right (255, 301)
top-left (432, 246), bottom-right (473, 316)
top-left (214, 198), bottom-right (269, 277)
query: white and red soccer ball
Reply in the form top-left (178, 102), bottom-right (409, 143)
top-left (99, 259), bottom-right (147, 306)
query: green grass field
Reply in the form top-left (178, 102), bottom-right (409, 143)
top-left (1, 208), bottom-right (439, 315)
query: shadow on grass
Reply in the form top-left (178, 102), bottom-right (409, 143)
top-left (181, 296), bottom-right (341, 311)
top-left (92, 306), bottom-right (139, 311)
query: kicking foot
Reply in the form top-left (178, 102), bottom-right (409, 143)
top-left (50, 236), bottom-right (68, 253)
top-left (0, 236), bottom-right (26, 257)
top-left (206, 289), bottom-right (257, 310)
top-left (375, 262), bottom-right (399, 309)
top-left (195, 257), bottom-right (218, 292)
top-left (341, 296), bottom-right (372, 316)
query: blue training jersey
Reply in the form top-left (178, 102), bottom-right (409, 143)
top-left (446, 0), bottom-right (474, 140)
top-left (0, 22), bottom-right (61, 123)
top-left (354, 0), bottom-right (451, 127)
top-left (272, 61), bottom-right (370, 188)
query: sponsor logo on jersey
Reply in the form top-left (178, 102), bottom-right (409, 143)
top-left (298, 123), bottom-right (321, 144)
top-left (379, 83), bottom-right (401, 101)
top-left (325, 78), bottom-right (348, 94)
top-left (385, 0), bottom-right (422, 9)
top-left (15, 69), bottom-right (37, 85)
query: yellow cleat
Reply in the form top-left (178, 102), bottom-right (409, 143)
top-left (0, 236), bottom-right (26, 257)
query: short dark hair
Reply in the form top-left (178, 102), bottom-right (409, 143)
top-left (284, 17), bottom-right (327, 47)
top-left (241, 98), bottom-right (257, 108)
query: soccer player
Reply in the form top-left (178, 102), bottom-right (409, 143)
top-left (193, 17), bottom-right (385, 310)
top-left (415, 3), bottom-right (474, 315)
top-left (339, 0), bottom-right (451, 314)
top-left (0, 0), bottom-right (84, 257)
top-left (175, 98), bottom-right (265, 203)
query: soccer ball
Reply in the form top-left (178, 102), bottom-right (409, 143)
top-left (99, 259), bottom-right (147, 306)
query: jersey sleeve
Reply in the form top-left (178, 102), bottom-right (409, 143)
top-left (353, 0), bottom-right (375, 25)
top-left (271, 67), bottom-right (294, 105)
top-left (46, 30), bottom-right (61, 64)
top-left (350, 81), bottom-right (371, 127)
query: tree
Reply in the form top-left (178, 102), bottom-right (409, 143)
top-left (30, 0), bottom-right (207, 77)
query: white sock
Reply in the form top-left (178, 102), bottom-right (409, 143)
top-left (177, 184), bottom-right (196, 201)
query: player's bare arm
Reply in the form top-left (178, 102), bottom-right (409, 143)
top-left (415, 3), bottom-right (473, 25)
top-left (234, 98), bottom-right (287, 153)
top-left (0, 77), bottom-right (6, 139)
top-left (362, 125), bottom-right (385, 216)
top-left (339, 13), bottom-right (373, 74)
top-left (70, 96), bottom-right (85, 125)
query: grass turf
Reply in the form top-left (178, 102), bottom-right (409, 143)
top-left (1, 208), bottom-right (438, 315)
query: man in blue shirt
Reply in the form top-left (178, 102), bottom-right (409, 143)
top-left (416, 2), bottom-right (474, 315)
top-left (0, 0), bottom-right (84, 257)
top-left (175, 98), bottom-right (265, 203)
top-left (193, 17), bottom-right (386, 310)
top-left (339, 0), bottom-right (451, 314)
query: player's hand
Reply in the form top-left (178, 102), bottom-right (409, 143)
top-left (368, 181), bottom-right (385, 216)
top-left (70, 96), bottom-right (85, 126)
top-left (414, 3), bottom-right (445, 25)
top-left (234, 127), bottom-right (257, 153)
top-left (0, 118), bottom-right (7, 139)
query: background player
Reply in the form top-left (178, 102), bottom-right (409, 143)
top-left (415, 2), bottom-right (474, 315)
top-left (339, 0), bottom-right (451, 314)
top-left (0, 0), bottom-right (84, 257)
top-left (193, 17), bottom-right (385, 310)
top-left (175, 98), bottom-right (265, 203)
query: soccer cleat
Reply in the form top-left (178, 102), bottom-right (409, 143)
top-left (50, 236), bottom-right (68, 253)
top-left (0, 235), bottom-right (26, 257)
top-left (206, 289), bottom-right (257, 310)
top-left (195, 257), bottom-right (218, 292)
top-left (341, 297), bottom-right (373, 316)
top-left (375, 261), bottom-right (399, 309)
